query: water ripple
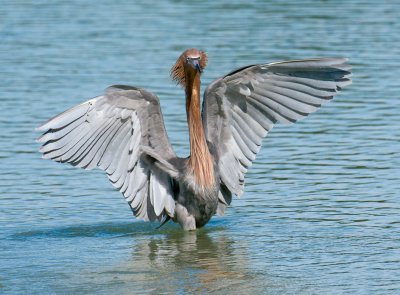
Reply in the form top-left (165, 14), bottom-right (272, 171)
top-left (1, 0), bottom-right (399, 294)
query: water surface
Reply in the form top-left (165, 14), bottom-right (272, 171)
top-left (1, 0), bottom-right (399, 294)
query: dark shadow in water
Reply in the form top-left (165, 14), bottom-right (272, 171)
top-left (11, 221), bottom-right (158, 240)
top-left (11, 218), bottom-right (228, 240)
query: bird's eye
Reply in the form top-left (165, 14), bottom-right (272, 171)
top-left (185, 57), bottom-right (190, 62)
top-left (198, 56), bottom-right (201, 60)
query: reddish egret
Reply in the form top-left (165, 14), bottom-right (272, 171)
top-left (37, 48), bottom-right (351, 230)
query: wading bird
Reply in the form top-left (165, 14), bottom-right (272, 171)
top-left (37, 48), bottom-right (351, 230)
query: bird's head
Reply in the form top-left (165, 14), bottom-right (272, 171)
top-left (170, 48), bottom-right (208, 87)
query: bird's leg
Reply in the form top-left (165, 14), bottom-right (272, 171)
top-left (175, 203), bottom-right (196, 230)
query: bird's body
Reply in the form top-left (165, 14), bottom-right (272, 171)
top-left (37, 48), bottom-right (351, 230)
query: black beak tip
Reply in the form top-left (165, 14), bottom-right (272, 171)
top-left (196, 63), bottom-right (202, 73)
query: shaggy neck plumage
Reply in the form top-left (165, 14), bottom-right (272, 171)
top-left (185, 72), bottom-right (214, 188)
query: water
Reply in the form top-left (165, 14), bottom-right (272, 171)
top-left (1, 0), bottom-right (399, 294)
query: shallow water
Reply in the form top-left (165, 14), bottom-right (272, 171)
top-left (1, 0), bottom-right (400, 294)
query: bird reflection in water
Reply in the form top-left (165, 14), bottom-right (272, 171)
top-left (126, 228), bottom-right (261, 294)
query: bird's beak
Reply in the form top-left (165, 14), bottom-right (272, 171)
top-left (189, 58), bottom-right (202, 73)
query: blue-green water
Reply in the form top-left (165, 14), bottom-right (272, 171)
top-left (1, 0), bottom-right (399, 294)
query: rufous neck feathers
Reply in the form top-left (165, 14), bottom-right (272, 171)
top-left (170, 49), bottom-right (214, 188)
top-left (186, 74), bottom-right (214, 188)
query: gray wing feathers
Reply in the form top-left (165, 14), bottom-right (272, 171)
top-left (204, 58), bottom-right (351, 196)
top-left (37, 86), bottom-right (177, 222)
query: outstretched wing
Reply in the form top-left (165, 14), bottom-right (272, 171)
top-left (37, 85), bottom-right (178, 222)
top-left (203, 58), bottom-right (352, 201)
